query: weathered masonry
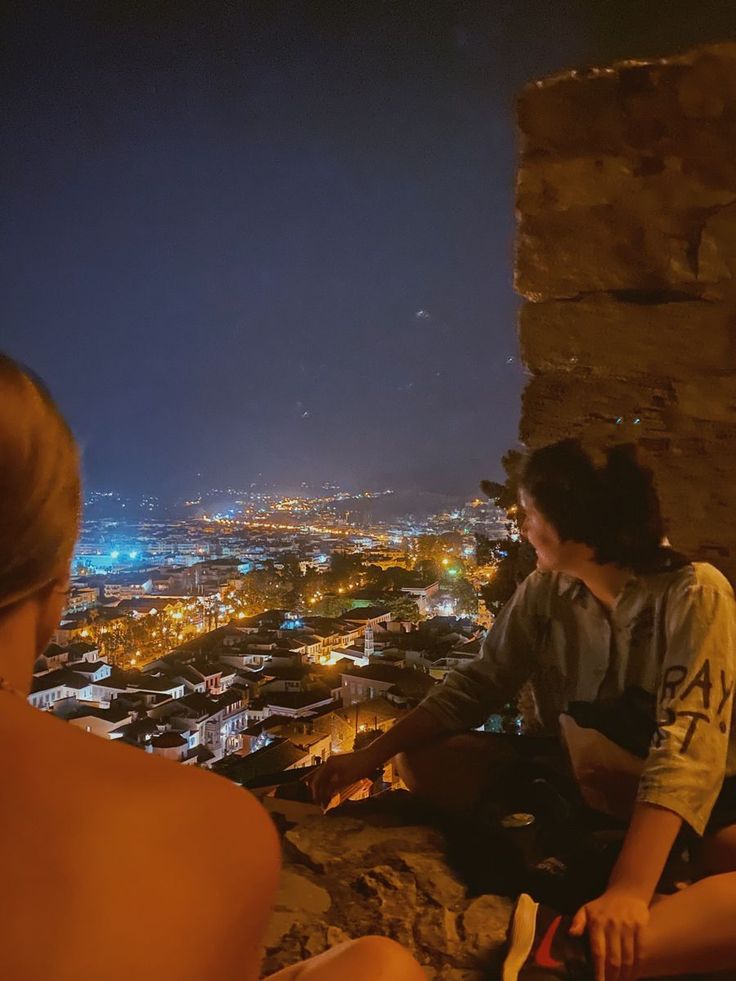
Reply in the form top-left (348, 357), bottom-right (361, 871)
top-left (516, 43), bottom-right (736, 582)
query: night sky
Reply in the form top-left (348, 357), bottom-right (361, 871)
top-left (4, 1), bottom-right (736, 499)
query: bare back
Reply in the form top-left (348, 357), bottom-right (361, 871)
top-left (1, 698), bottom-right (280, 981)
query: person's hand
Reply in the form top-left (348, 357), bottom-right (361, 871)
top-left (569, 888), bottom-right (649, 981)
top-left (303, 750), bottom-right (380, 809)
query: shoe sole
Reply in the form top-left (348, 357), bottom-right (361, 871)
top-left (502, 893), bottom-right (539, 981)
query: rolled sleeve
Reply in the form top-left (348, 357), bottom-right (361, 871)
top-left (419, 572), bottom-right (542, 733)
top-left (637, 579), bottom-right (736, 836)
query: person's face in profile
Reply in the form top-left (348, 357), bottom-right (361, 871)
top-left (518, 490), bottom-right (564, 572)
top-left (519, 490), bottom-right (595, 576)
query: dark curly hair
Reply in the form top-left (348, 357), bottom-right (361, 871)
top-left (519, 439), bottom-right (685, 573)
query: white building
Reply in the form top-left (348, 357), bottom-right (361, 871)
top-left (400, 581), bottom-right (439, 615)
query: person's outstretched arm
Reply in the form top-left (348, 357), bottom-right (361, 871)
top-left (306, 704), bottom-right (448, 807)
top-left (307, 571), bottom-right (544, 807)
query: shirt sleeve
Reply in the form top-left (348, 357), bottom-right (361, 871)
top-left (637, 577), bottom-right (736, 836)
top-left (418, 571), bottom-right (542, 732)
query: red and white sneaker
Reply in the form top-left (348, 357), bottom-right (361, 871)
top-left (502, 894), bottom-right (592, 981)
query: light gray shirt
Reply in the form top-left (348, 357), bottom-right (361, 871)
top-left (419, 562), bottom-right (736, 835)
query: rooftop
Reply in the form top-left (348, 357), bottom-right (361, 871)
top-left (213, 738), bottom-right (309, 786)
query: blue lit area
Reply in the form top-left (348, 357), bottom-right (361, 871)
top-left (72, 545), bottom-right (144, 572)
top-left (280, 614), bottom-right (304, 630)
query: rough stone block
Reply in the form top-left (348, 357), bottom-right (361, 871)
top-left (520, 373), bottom-right (675, 448)
top-left (674, 376), bottom-right (736, 424)
top-left (699, 202), bottom-right (736, 282)
top-left (516, 42), bottom-right (736, 583)
top-left (516, 157), bottom-right (736, 300)
top-left (516, 44), bottom-right (736, 301)
top-left (264, 799), bottom-right (511, 979)
top-left (518, 43), bottom-right (736, 159)
top-left (519, 297), bottom-right (736, 379)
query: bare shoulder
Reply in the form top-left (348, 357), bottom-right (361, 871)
top-left (2, 703), bottom-right (280, 980)
top-left (6, 702), bottom-right (278, 868)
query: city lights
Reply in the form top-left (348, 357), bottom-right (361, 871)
top-left (55, 483), bottom-right (501, 674)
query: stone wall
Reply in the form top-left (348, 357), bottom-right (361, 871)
top-left (262, 795), bottom-right (511, 980)
top-left (516, 42), bottom-right (736, 581)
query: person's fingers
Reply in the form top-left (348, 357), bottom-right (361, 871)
top-left (632, 922), bottom-right (643, 981)
top-left (569, 907), bottom-right (587, 936)
top-left (620, 924), bottom-right (636, 981)
top-left (604, 923), bottom-right (622, 981)
top-left (588, 922), bottom-right (606, 981)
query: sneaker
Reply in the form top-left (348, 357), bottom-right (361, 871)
top-left (502, 893), bottom-right (591, 981)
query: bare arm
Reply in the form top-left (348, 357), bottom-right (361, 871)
top-left (306, 705), bottom-right (450, 807)
top-left (307, 572), bottom-right (546, 808)
top-left (570, 803), bottom-right (683, 981)
top-left (608, 802), bottom-right (683, 903)
top-left (359, 705), bottom-right (451, 767)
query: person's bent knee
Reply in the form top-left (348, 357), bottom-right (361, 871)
top-left (394, 734), bottom-right (466, 789)
top-left (394, 743), bottom-right (441, 799)
top-left (395, 733), bottom-right (500, 812)
top-left (348, 936), bottom-right (424, 979)
top-left (394, 749), bottom-right (420, 793)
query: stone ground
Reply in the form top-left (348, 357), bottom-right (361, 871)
top-left (260, 791), bottom-right (513, 980)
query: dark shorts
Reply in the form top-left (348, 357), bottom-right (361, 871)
top-left (708, 775), bottom-right (736, 834)
top-left (480, 729), bottom-right (736, 838)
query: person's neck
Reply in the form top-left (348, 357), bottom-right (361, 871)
top-left (571, 562), bottom-right (634, 611)
top-left (0, 602), bottom-right (38, 696)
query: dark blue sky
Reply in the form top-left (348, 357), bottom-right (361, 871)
top-left (3, 1), bottom-right (736, 498)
